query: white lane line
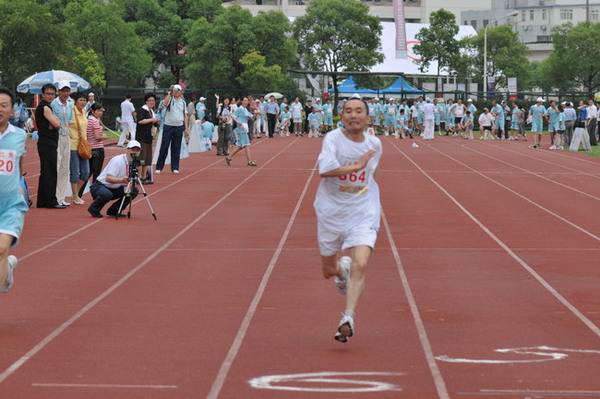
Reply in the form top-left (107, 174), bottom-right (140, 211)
top-left (482, 142), bottom-right (600, 180)
top-left (17, 138), bottom-right (276, 262)
top-left (457, 143), bottom-right (600, 201)
top-left (206, 163), bottom-right (318, 399)
top-left (32, 383), bottom-right (177, 389)
top-left (0, 138), bottom-right (300, 385)
top-left (386, 138), bottom-right (600, 339)
top-left (381, 210), bottom-right (450, 399)
top-left (422, 141), bottom-right (600, 242)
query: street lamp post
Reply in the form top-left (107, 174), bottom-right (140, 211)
top-left (483, 11), bottom-right (519, 97)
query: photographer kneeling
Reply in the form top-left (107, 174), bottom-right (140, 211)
top-left (87, 140), bottom-right (141, 218)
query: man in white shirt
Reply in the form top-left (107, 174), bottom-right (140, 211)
top-left (422, 98), bottom-right (435, 140)
top-left (118, 94), bottom-right (136, 147)
top-left (313, 97), bottom-right (382, 343)
top-left (589, 99), bottom-right (599, 146)
top-left (87, 140), bottom-right (141, 218)
top-left (156, 84), bottom-right (189, 174)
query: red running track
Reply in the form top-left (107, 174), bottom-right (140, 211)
top-left (1, 135), bottom-right (599, 399)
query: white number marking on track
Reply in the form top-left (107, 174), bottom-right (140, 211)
top-left (248, 371), bottom-right (404, 392)
top-left (436, 346), bottom-right (600, 364)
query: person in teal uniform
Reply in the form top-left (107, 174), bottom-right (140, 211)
top-left (509, 102), bottom-right (523, 141)
top-left (323, 98), bottom-right (334, 131)
top-left (373, 98), bottom-right (382, 134)
top-left (445, 99), bottom-right (454, 135)
top-left (308, 107), bottom-right (321, 137)
top-left (549, 105), bottom-right (565, 150)
top-left (529, 98), bottom-right (547, 149)
top-left (545, 100), bottom-right (560, 146)
top-left (226, 97), bottom-right (257, 166)
top-left (280, 106), bottom-right (292, 137)
top-left (382, 98), bottom-right (397, 136)
top-left (491, 100), bottom-right (504, 139)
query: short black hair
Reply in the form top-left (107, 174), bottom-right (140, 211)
top-left (144, 93), bottom-right (156, 102)
top-left (90, 103), bottom-right (104, 112)
top-left (0, 87), bottom-right (15, 106)
top-left (73, 92), bottom-right (86, 101)
top-left (41, 83), bottom-right (56, 94)
top-left (125, 94), bottom-right (132, 99)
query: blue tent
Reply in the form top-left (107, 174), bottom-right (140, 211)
top-left (329, 76), bottom-right (378, 95)
top-left (380, 76), bottom-right (423, 94)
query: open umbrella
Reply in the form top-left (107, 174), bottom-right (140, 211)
top-left (264, 92), bottom-right (283, 99)
top-left (17, 70), bottom-right (91, 94)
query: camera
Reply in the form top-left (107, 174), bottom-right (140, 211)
top-left (128, 154), bottom-right (145, 178)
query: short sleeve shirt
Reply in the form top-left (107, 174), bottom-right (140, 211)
top-left (0, 124), bottom-right (27, 195)
top-left (314, 128), bottom-right (382, 233)
top-left (97, 154), bottom-right (128, 189)
top-left (121, 100), bottom-right (136, 122)
top-left (164, 98), bottom-right (187, 127)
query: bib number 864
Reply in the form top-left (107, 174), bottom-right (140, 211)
top-left (339, 171), bottom-right (366, 183)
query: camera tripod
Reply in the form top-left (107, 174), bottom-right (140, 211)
top-left (116, 175), bottom-right (158, 221)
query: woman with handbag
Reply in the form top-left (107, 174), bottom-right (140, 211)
top-left (67, 93), bottom-right (90, 205)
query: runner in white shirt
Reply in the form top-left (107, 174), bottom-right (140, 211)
top-left (118, 94), bottom-right (136, 146)
top-left (313, 98), bottom-right (383, 343)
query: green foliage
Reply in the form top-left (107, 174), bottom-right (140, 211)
top-left (413, 9), bottom-right (459, 91)
top-left (237, 51), bottom-right (285, 91)
top-left (63, 0), bottom-right (153, 86)
top-left (541, 22), bottom-right (600, 96)
top-left (0, 0), bottom-right (67, 90)
top-left (186, 5), bottom-right (296, 91)
top-left (293, 0), bottom-right (383, 112)
top-left (70, 48), bottom-right (106, 89)
top-left (353, 75), bottom-right (395, 91)
top-left (463, 25), bottom-right (531, 89)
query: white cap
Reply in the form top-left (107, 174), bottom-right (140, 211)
top-left (426, 97), bottom-right (431, 102)
top-left (88, 92), bottom-right (94, 97)
top-left (467, 98), bottom-right (473, 102)
top-left (127, 140), bottom-right (142, 149)
top-left (57, 80), bottom-right (71, 90)
top-left (351, 93), bottom-right (361, 99)
top-left (537, 97), bottom-right (544, 102)
top-left (173, 84), bottom-right (183, 91)
top-left (199, 96), bottom-right (206, 101)
top-left (561, 101), bottom-right (567, 105)
top-left (388, 97), bottom-right (394, 102)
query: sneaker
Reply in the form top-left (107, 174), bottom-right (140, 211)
top-left (72, 196), bottom-right (85, 205)
top-left (558, 146), bottom-right (564, 150)
top-left (59, 200), bottom-right (71, 206)
top-left (155, 169), bottom-right (162, 175)
top-left (172, 170), bottom-right (179, 174)
top-left (334, 256), bottom-right (351, 295)
top-left (549, 145), bottom-right (557, 150)
top-left (334, 314), bottom-right (355, 343)
top-left (1, 256), bottom-right (18, 293)
top-left (87, 208), bottom-right (103, 218)
top-left (247, 161), bottom-right (257, 167)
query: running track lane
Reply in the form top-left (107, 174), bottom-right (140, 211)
top-left (381, 136), bottom-right (600, 397)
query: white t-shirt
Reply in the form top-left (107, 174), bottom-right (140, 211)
top-left (479, 113), bottom-right (494, 127)
top-left (97, 154), bottom-right (129, 189)
top-left (453, 104), bottom-right (464, 117)
top-left (313, 128), bottom-right (382, 234)
top-left (423, 103), bottom-right (435, 120)
top-left (121, 100), bottom-right (136, 122)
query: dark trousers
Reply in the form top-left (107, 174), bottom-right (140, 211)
top-left (79, 148), bottom-right (105, 198)
top-left (89, 181), bottom-right (138, 215)
top-left (217, 122), bottom-right (231, 155)
top-left (588, 119), bottom-right (597, 146)
top-left (267, 113), bottom-right (277, 137)
top-left (156, 124), bottom-right (184, 171)
top-left (36, 138), bottom-right (59, 208)
top-left (564, 121), bottom-right (574, 146)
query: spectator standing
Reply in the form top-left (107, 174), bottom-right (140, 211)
top-left (589, 100), bottom-right (599, 146)
top-left (118, 94), bottom-right (136, 146)
top-left (264, 95), bottom-right (279, 138)
top-left (156, 84), bottom-right (189, 174)
top-left (85, 92), bottom-right (95, 112)
top-left (422, 98), bottom-right (435, 140)
top-left (51, 80), bottom-right (74, 206)
top-left (187, 96), bottom-right (198, 134)
top-left (82, 103), bottom-right (108, 196)
top-left (136, 93), bottom-right (160, 183)
top-left (216, 96), bottom-right (232, 156)
top-left (67, 93), bottom-right (90, 205)
top-left (563, 102), bottom-right (576, 146)
top-left (35, 84), bottom-right (64, 208)
top-left (529, 98), bottom-right (547, 149)
top-left (303, 99), bottom-right (313, 135)
top-left (290, 97), bottom-right (304, 136)
top-left (196, 96), bottom-right (207, 121)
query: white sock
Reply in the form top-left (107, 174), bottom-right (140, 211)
top-left (343, 310), bottom-right (356, 319)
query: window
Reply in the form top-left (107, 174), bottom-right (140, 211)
top-left (560, 9), bottom-right (573, 20)
top-left (542, 9), bottom-right (547, 20)
top-left (590, 10), bottom-right (599, 22)
top-left (521, 10), bottom-right (526, 21)
top-left (483, 19), bottom-right (489, 27)
top-left (530, 9), bottom-right (534, 20)
top-left (471, 20), bottom-right (477, 29)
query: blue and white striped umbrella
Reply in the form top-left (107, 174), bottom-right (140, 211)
top-left (17, 70), bottom-right (91, 94)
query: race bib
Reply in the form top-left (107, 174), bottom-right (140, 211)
top-left (0, 149), bottom-right (17, 176)
top-left (388, 107), bottom-right (395, 114)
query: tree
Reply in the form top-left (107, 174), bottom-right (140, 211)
top-left (413, 9), bottom-right (459, 93)
top-left (63, 0), bottom-right (152, 86)
top-left (293, 0), bottom-right (383, 113)
top-left (0, 0), bottom-right (67, 90)
top-left (463, 25), bottom-right (531, 89)
top-left (237, 51), bottom-right (286, 90)
top-left (541, 22), bottom-right (600, 97)
top-left (60, 48), bottom-right (106, 90)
